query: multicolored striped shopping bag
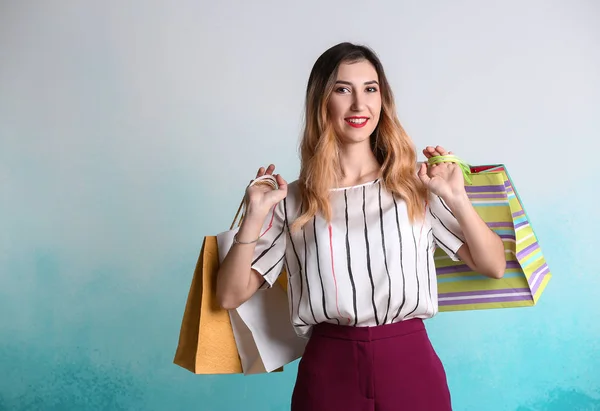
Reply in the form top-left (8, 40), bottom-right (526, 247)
top-left (435, 165), bottom-right (551, 312)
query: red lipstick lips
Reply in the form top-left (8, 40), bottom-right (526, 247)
top-left (345, 116), bottom-right (369, 128)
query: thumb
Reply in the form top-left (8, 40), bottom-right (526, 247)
top-left (418, 162), bottom-right (430, 185)
top-left (275, 174), bottom-right (288, 192)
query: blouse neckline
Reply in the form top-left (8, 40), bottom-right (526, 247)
top-left (329, 178), bottom-right (381, 192)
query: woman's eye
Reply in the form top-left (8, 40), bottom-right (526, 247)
top-left (366, 87), bottom-right (378, 92)
top-left (336, 87), bottom-right (350, 93)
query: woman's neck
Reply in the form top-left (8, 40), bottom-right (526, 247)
top-left (337, 141), bottom-right (381, 187)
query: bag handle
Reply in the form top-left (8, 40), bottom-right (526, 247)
top-left (229, 199), bottom-right (245, 230)
top-left (229, 175), bottom-right (279, 230)
top-left (428, 154), bottom-right (473, 185)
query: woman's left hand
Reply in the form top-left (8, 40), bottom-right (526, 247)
top-left (418, 145), bottom-right (466, 200)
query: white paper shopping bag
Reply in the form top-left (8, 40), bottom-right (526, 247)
top-left (216, 227), bottom-right (307, 375)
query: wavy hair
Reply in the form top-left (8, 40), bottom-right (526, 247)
top-left (292, 42), bottom-right (427, 231)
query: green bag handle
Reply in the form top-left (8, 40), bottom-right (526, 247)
top-left (427, 154), bottom-right (473, 185)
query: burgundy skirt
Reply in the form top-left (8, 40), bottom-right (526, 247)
top-left (291, 318), bottom-right (452, 411)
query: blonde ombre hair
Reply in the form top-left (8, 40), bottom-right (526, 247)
top-left (292, 42), bottom-right (427, 231)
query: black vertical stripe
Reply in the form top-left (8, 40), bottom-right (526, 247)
top-left (429, 208), bottom-right (462, 243)
top-left (378, 184), bottom-right (392, 324)
top-left (303, 229), bottom-right (318, 323)
top-left (284, 259), bottom-right (302, 326)
top-left (260, 254), bottom-right (285, 278)
top-left (433, 233), bottom-right (454, 256)
top-left (283, 197), bottom-right (309, 326)
top-left (313, 219), bottom-right (338, 324)
top-left (438, 196), bottom-right (455, 217)
top-left (391, 196), bottom-right (406, 322)
top-left (251, 229), bottom-right (284, 266)
top-left (426, 229), bottom-right (433, 316)
top-left (362, 186), bottom-right (379, 325)
top-left (344, 190), bottom-right (358, 326)
top-left (404, 226), bottom-right (420, 318)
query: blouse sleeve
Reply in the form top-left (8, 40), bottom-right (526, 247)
top-left (250, 200), bottom-right (287, 289)
top-left (427, 195), bottom-right (465, 261)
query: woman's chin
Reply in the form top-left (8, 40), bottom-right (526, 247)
top-left (338, 132), bottom-right (375, 146)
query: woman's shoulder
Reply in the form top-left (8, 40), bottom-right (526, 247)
top-left (275, 179), bottom-right (301, 220)
top-left (286, 179), bottom-right (301, 201)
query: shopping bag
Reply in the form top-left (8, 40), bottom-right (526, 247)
top-left (172, 234), bottom-right (243, 374)
top-left (173, 200), bottom-right (290, 374)
top-left (435, 165), bottom-right (552, 311)
top-left (217, 214), bottom-right (307, 375)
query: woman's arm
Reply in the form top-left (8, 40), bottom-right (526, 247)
top-left (420, 146), bottom-right (506, 279)
top-left (444, 192), bottom-right (506, 278)
top-left (216, 165), bottom-right (288, 309)
top-left (216, 213), bottom-right (269, 310)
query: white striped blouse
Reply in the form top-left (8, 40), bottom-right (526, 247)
top-left (250, 178), bottom-right (465, 338)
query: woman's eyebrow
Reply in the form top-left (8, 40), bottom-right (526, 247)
top-left (335, 80), bottom-right (379, 85)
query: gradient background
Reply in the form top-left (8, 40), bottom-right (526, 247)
top-left (1, 1), bottom-right (599, 410)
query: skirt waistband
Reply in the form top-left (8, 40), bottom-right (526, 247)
top-left (311, 318), bottom-right (425, 342)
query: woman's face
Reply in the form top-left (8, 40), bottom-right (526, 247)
top-left (327, 60), bottom-right (382, 146)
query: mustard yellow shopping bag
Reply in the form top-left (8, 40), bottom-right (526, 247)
top-left (173, 198), bottom-right (289, 374)
top-left (173, 233), bottom-right (244, 374)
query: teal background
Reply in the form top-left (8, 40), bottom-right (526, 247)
top-left (1, 1), bottom-right (598, 410)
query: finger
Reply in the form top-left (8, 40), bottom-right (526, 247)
top-left (423, 148), bottom-right (433, 159)
top-left (418, 172), bottom-right (431, 186)
top-left (418, 163), bottom-right (430, 184)
top-left (435, 145), bottom-right (448, 156)
top-left (426, 146), bottom-right (438, 155)
top-left (275, 174), bottom-right (288, 191)
top-left (428, 145), bottom-right (445, 158)
top-left (265, 164), bottom-right (275, 175)
top-left (430, 147), bottom-right (442, 157)
top-left (256, 167), bottom-right (265, 178)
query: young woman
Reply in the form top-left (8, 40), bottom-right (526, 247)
top-left (216, 42), bottom-right (505, 411)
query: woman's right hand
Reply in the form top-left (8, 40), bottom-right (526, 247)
top-left (245, 164), bottom-right (288, 218)
top-left (217, 164), bottom-right (287, 309)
